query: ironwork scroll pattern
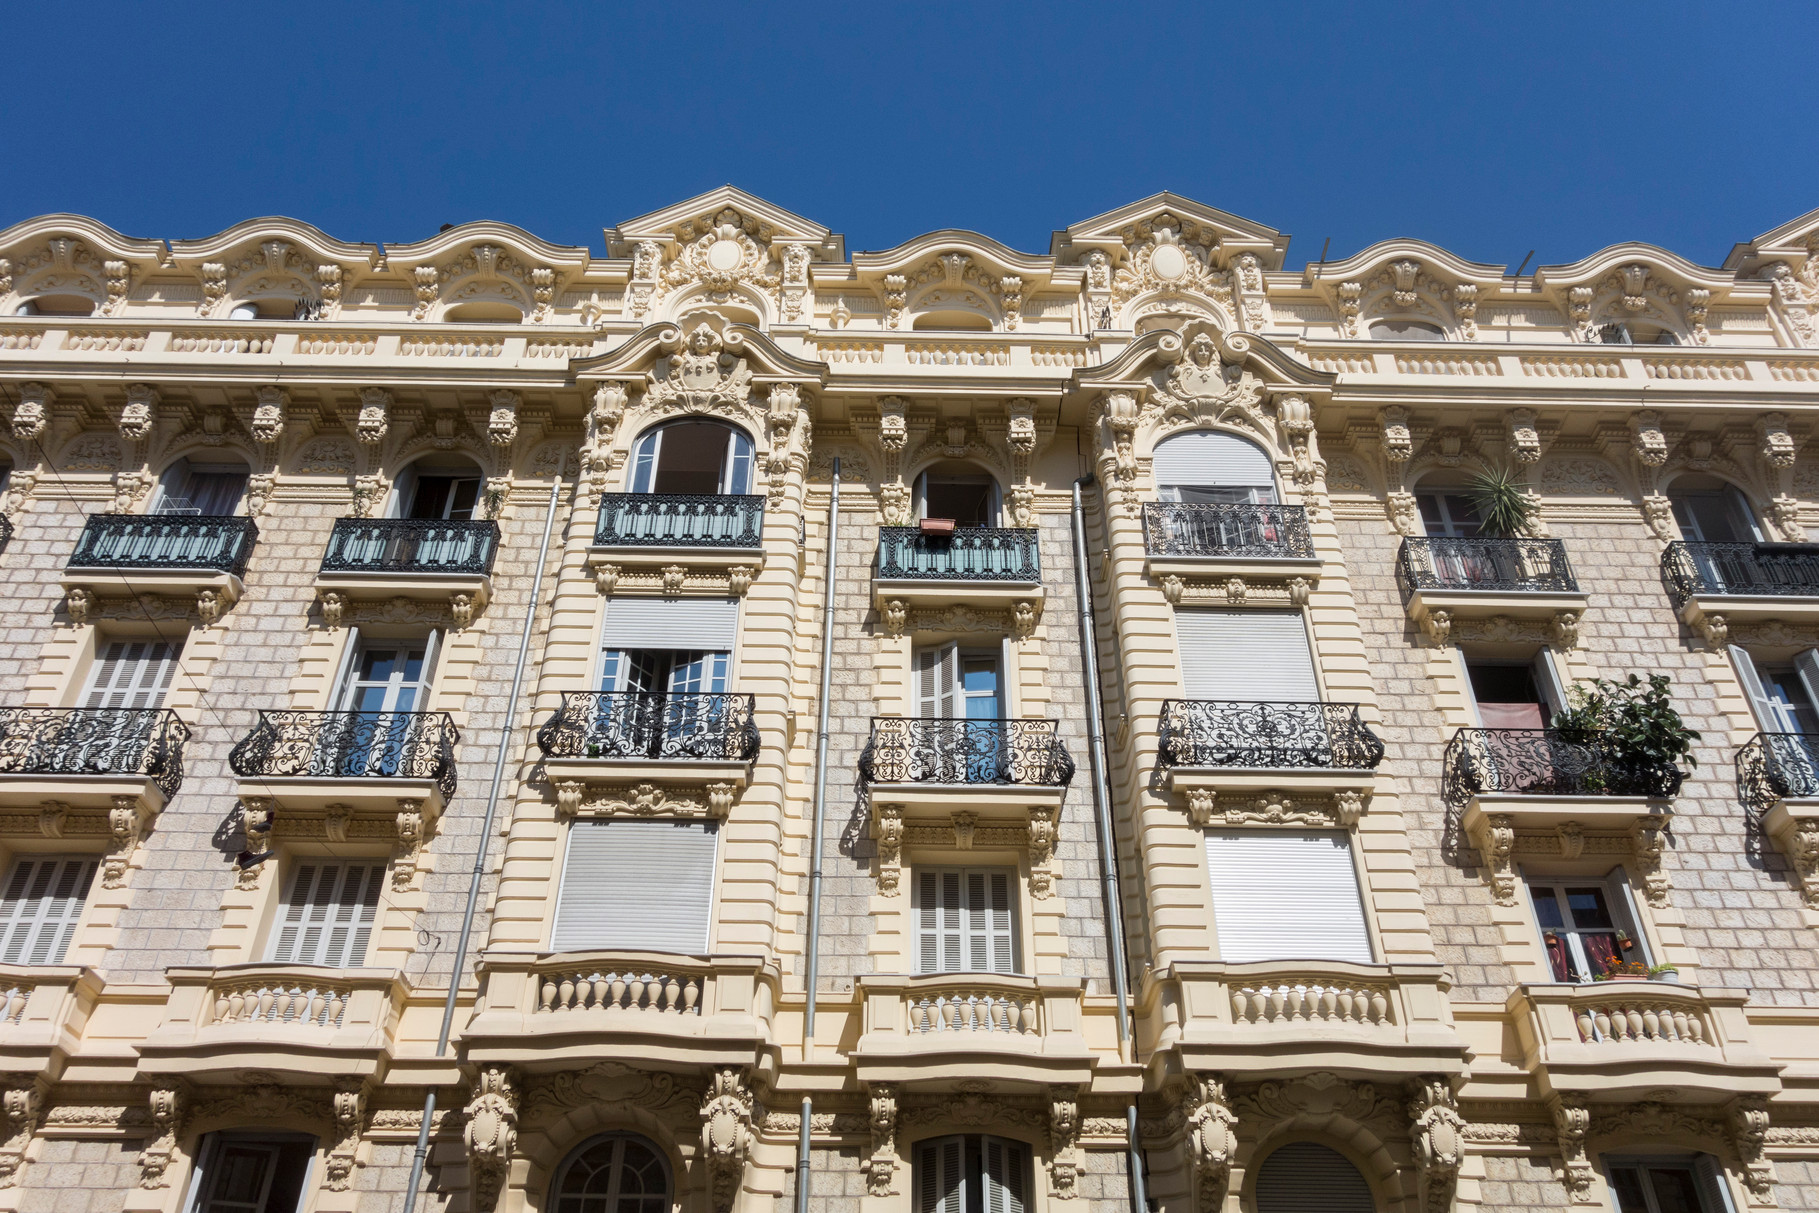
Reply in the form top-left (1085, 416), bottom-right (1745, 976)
top-left (1442, 727), bottom-right (1683, 808)
top-left (228, 710), bottom-right (459, 798)
top-left (1737, 731), bottom-right (1819, 817)
top-left (1663, 540), bottom-right (1819, 608)
top-left (0, 707), bottom-right (189, 798)
top-left (534, 692), bottom-right (760, 762)
top-left (68, 514), bottom-right (258, 576)
top-left (1157, 700), bottom-right (1383, 770)
top-left (1396, 537), bottom-right (1578, 594)
top-left (1142, 503), bottom-right (1314, 559)
top-left (857, 717), bottom-right (1074, 786)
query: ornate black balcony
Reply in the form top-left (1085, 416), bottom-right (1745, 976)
top-left (1442, 728), bottom-right (1683, 807)
top-left (535, 692), bottom-right (760, 762)
top-left (1157, 701), bottom-right (1384, 770)
top-left (1397, 537), bottom-right (1578, 594)
top-left (594, 494), bottom-right (764, 548)
top-left (229, 710), bottom-right (459, 798)
top-left (320, 518), bottom-right (499, 576)
top-left (1142, 503), bottom-right (1313, 559)
top-left (876, 527), bottom-right (1040, 581)
top-left (1737, 732), bottom-right (1819, 816)
top-left (0, 707), bottom-right (190, 798)
top-left (858, 718), bottom-right (1074, 786)
top-left (1663, 540), bottom-right (1819, 607)
top-left (67, 514), bottom-right (257, 575)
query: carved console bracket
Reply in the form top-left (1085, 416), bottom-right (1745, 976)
top-left (553, 779), bottom-right (738, 821)
top-left (1182, 787), bottom-right (1366, 829)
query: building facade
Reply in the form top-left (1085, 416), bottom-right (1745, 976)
top-left (0, 188), bottom-right (1815, 1213)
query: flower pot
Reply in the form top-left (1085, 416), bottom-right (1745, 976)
top-left (919, 517), bottom-right (957, 537)
top-left (1649, 970), bottom-right (1679, 982)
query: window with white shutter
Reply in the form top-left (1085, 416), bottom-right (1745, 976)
top-left (915, 645), bottom-right (961, 718)
top-left (267, 861), bottom-right (384, 968)
top-left (600, 598), bottom-right (739, 651)
top-left (84, 640), bottom-right (181, 709)
top-left (1174, 610), bottom-right (1317, 701)
top-left (552, 820), bottom-right (718, 954)
top-left (1254, 1142), bottom-right (1376, 1213)
top-left (1152, 430), bottom-right (1277, 503)
top-left (915, 869), bottom-right (1018, 975)
top-left (915, 1136), bottom-right (1028, 1213)
top-left (0, 857), bottom-right (96, 965)
top-left (1203, 830), bottom-right (1373, 963)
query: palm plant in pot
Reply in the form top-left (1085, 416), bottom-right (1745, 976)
top-left (1464, 462), bottom-right (1535, 539)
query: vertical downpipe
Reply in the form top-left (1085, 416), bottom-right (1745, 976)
top-left (1071, 476), bottom-right (1148, 1213)
top-left (798, 458), bottom-right (840, 1213)
top-left (399, 479), bottom-right (561, 1213)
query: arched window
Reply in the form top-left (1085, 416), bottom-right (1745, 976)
top-left (151, 456), bottom-right (249, 516)
top-left (390, 457), bottom-right (485, 520)
top-left (14, 294), bottom-right (95, 317)
top-left (1254, 1142), bottom-right (1376, 1213)
top-left (1598, 321), bottom-right (1678, 346)
top-left (1152, 431), bottom-right (1277, 504)
top-left (550, 1134), bottom-right (671, 1213)
top-left (228, 298), bottom-right (300, 321)
top-left (1667, 474), bottom-right (1760, 543)
top-left (914, 460), bottom-right (1000, 527)
top-left (629, 421), bottom-right (754, 496)
top-left (1368, 319), bottom-right (1444, 341)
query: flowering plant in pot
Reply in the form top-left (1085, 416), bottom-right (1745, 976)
top-left (1593, 956), bottom-right (1651, 982)
top-left (1648, 963), bottom-right (1680, 982)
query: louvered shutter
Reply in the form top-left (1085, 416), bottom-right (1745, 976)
top-left (601, 599), bottom-right (739, 650)
top-left (1153, 431), bottom-right (1275, 492)
top-left (982, 1138), bottom-right (1027, 1213)
top-left (1694, 1154), bottom-right (1742, 1213)
top-left (916, 1138), bottom-right (965, 1213)
top-left (1204, 830), bottom-right (1373, 963)
top-left (84, 641), bottom-right (181, 709)
top-left (916, 645), bottom-right (960, 718)
top-left (1729, 645), bottom-right (1780, 731)
top-left (0, 857), bottom-right (96, 965)
top-left (1254, 1142), bottom-right (1375, 1213)
top-left (552, 820), bottom-right (718, 953)
top-left (269, 862), bottom-right (384, 968)
top-left (1174, 610), bottom-right (1317, 701)
top-left (917, 869), bottom-right (1017, 975)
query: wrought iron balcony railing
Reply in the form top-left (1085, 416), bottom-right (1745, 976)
top-left (0, 513), bottom-right (11, 552)
top-left (1142, 503), bottom-right (1314, 559)
top-left (1396, 537), bottom-right (1579, 594)
top-left (1442, 728), bottom-right (1684, 807)
top-left (876, 527), bottom-right (1041, 581)
top-left (535, 692), bottom-right (760, 762)
top-left (1737, 732), bottom-right (1819, 817)
top-left (593, 494), bottom-right (765, 548)
top-left (229, 710), bottom-right (460, 798)
top-left (0, 707), bottom-right (190, 798)
top-left (858, 718), bottom-right (1074, 786)
top-left (67, 514), bottom-right (257, 576)
top-left (1157, 700), bottom-right (1385, 770)
top-left (1663, 540), bottom-right (1819, 607)
top-left (320, 518), bottom-right (499, 577)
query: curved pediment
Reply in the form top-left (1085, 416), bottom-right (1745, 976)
top-left (0, 215), bottom-right (167, 316)
top-left (1306, 239), bottom-right (1506, 287)
top-left (379, 223), bottom-right (592, 322)
top-left (1056, 191), bottom-right (1290, 270)
top-left (0, 213), bottom-right (167, 264)
top-left (1308, 241), bottom-right (1506, 340)
top-left (383, 221), bottom-right (593, 272)
top-left (1534, 242), bottom-right (1732, 292)
top-left (168, 217), bottom-right (380, 269)
top-left (1073, 321), bottom-right (1334, 397)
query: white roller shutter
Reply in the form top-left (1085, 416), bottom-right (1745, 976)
top-left (1254, 1142), bottom-right (1376, 1213)
top-left (1204, 830), bottom-right (1372, 963)
top-left (601, 598), bottom-right (739, 651)
top-left (1175, 610), bottom-right (1318, 701)
top-left (1153, 430), bottom-right (1275, 490)
top-left (916, 869), bottom-right (1017, 974)
top-left (553, 820), bottom-right (718, 953)
top-left (269, 862), bottom-right (384, 968)
top-left (0, 857), bottom-right (96, 965)
top-left (84, 640), bottom-right (181, 709)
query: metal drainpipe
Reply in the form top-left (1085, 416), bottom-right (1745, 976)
top-left (797, 457), bottom-right (839, 1213)
top-left (400, 478), bottom-right (562, 1213)
top-left (1071, 475), bottom-right (1148, 1213)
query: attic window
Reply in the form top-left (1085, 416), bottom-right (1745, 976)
top-left (14, 295), bottom-right (95, 317)
top-left (444, 301), bottom-right (524, 324)
top-left (1369, 319), bottom-right (1445, 341)
top-left (912, 310), bottom-right (992, 332)
top-left (228, 298), bottom-right (300, 321)
top-left (1597, 322), bottom-right (1678, 346)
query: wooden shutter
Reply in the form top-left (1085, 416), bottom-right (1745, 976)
top-left (84, 640), bottom-right (181, 709)
top-left (1153, 430), bottom-right (1275, 490)
top-left (1254, 1142), bottom-right (1375, 1213)
top-left (916, 645), bottom-right (961, 718)
top-left (601, 598), bottom-right (739, 651)
top-left (916, 869), bottom-right (1017, 975)
top-left (552, 820), bottom-right (718, 953)
top-left (1694, 1155), bottom-right (1742, 1213)
top-left (1204, 830), bottom-right (1373, 963)
top-left (269, 862), bottom-right (384, 968)
top-left (1175, 610), bottom-right (1318, 701)
top-left (1729, 645), bottom-right (1780, 731)
top-left (0, 857), bottom-right (96, 965)
top-left (916, 1137), bottom-right (965, 1213)
top-left (981, 1137), bottom-right (1027, 1213)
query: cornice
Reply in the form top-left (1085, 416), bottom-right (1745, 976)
top-left (1303, 239), bottom-right (1507, 287)
top-left (167, 218), bottom-right (380, 268)
top-left (381, 221), bottom-right (593, 271)
top-left (0, 214), bottom-right (167, 262)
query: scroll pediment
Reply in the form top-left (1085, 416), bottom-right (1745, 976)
top-left (575, 321), bottom-right (827, 386)
top-left (168, 218), bottom-right (380, 271)
top-left (1056, 191), bottom-right (1289, 270)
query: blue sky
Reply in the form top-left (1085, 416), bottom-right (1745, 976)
top-left (5, 3), bottom-right (1813, 269)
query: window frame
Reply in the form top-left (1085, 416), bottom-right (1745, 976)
top-left (0, 854), bottom-right (99, 967)
top-left (264, 858), bottom-right (387, 969)
top-left (1601, 1153), bottom-right (1738, 1213)
top-left (912, 866), bottom-right (1023, 977)
top-left (180, 1130), bottom-right (319, 1213)
top-left (627, 420), bottom-right (755, 496)
top-left (548, 1133), bottom-right (674, 1213)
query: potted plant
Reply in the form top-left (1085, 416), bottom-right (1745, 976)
top-left (1593, 956), bottom-right (1651, 982)
top-left (1548, 673), bottom-right (1700, 797)
top-left (918, 517), bottom-right (957, 538)
top-left (1648, 963), bottom-right (1680, 983)
top-left (1464, 462), bottom-right (1535, 539)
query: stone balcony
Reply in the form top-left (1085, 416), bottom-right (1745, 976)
top-left (62, 513), bottom-right (259, 624)
top-left (1507, 982), bottom-right (1781, 1102)
top-left (1138, 961), bottom-right (1466, 1082)
top-left (462, 951), bottom-right (777, 1070)
top-left (137, 964), bottom-right (408, 1084)
top-left (851, 973), bottom-right (1094, 1089)
top-left (0, 964), bottom-right (102, 1080)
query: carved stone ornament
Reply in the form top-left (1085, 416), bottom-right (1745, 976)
top-left (11, 383), bottom-right (49, 442)
top-left (64, 587), bottom-right (93, 627)
top-left (463, 1065), bottom-right (519, 1212)
top-left (862, 1082), bottom-right (899, 1197)
top-left (1482, 812), bottom-right (1518, 907)
top-left (1633, 814), bottom-right (1671, 909)
top-left (1047, 1085), bottom-right (1082, 1199)
top-left (488, 389), bottom-right (520, 448)
top-left (1507, 408), bottom-right (1542, 464)
top-left (1728, 1095), bottom-right (1777, 1206)
top-left (1632, 411), bottom-right (1668, 467)
top-left (1409, 1077), bottom-right (1464, 1213)
top-left (104, 794), bottom-right (145, 890)
top-left (356, 387), bottom-right (390, 445)
top-left (558, 781), bottom-right (735, 821)
top-left (137, 1085), bottom-right (184, 1189)
top-left (1185, 1075), bottom-right (1237, 1212)
top-left (699, 1067), bottom-right (755, 1213)
top-left (0, 1077), bottom-right (45, 1189)
top-left (325, 1082), bottom-right (367, 1192)
top-left (882, 598), bottom-right (907, 638)
top-left (1549, 1093), bottom-right (1598, 1204)
top-left (874, 803), bottom-right (905, 896)
top-left (251, 386), bottom-right (287, 444)
top-left (1028, 805), bottom-right (1057, 900)
top-left (119, 384), bottom-right (157, 442)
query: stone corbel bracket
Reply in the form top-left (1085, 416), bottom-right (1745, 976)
top-left (553, 779), bottom-right (739, 822)
top-left (263, 794), bottom-right (442, 892)
top-left (1182, 786), bottom-right (1367, 829)
top-left (871, 795), bottom-right (1064, 899)
top-left (1155, 571), bottom-right (1315, 610)
top-left (1760, 798), bottom-right (1819, 910)
top-left (1463, 799), bottom-right (1675, 908)
top-left (588, 559), bottom-right (762, 598)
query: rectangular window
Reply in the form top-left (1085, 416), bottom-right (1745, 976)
top-left (915, 1135), bottom-right (1028, 1213)
top-left (1203, 830), bottom-right (1372, 963)
top-left (599, 597), bottom-right (739, 652)
top-left (1464, 651), bottom-right (1566, 731)
top-left (185, 1133), bottom-right (317, 1213)
top-left (1174, 609), bottom-right (1317, 701)
top-left (268, 862), bottom-right (384, 968)
top-left (84, 640), bottom-right (182, 709)
top-left (914, 645), bottom-right (1003, 719)
top-left (915, 868), bottom-right (1019, 975)
top-left (0, 857), bottom-right (97, 966)
top-left (552, 820), bottom-right (718, 953)
top-left (1527, 873), bottom-right (1645, 983)
top-left (1606, 1155), bottom-right (1736, 1213)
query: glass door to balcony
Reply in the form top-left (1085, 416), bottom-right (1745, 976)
top-left (1734, 645), bottom-right (1819, 792)
top-left (333, 639), bottom-right (435, 779)
top-left (596, 648), bottom-right (732, 758)
top-left (629, 420), bottom-right (754, 495)
top-left (153, 457), bottom-right (248, 517)
top-left (1671, 479), bottom-right (1763, 593)
top-left (914, 644), bottom-right (1006, 781)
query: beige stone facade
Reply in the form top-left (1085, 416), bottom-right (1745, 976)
top-left (0, 187), bottom-right (1815, 1212)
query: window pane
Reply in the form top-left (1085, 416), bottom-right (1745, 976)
top-left (1610, 1167), bottom-right (1650, 1213)
top-left (1564, 887), bottom-right (1614, 930)
top-left (1530, 887), bottom-right (1566, 929)
top-left (1647, 1166), bottom-right (1708, 1213)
